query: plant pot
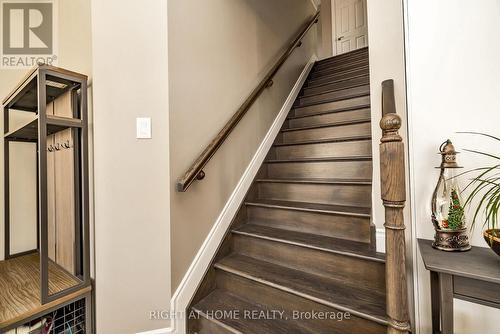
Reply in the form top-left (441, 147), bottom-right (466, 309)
top-left (483, 229), bottom-right (500, 257)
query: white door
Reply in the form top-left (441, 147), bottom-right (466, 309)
top-left (334, 0), bottom-right (368, 54)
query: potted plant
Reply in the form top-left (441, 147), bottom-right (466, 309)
top-left (460, 132), bottom-right (500, 256)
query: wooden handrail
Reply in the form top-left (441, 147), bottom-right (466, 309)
top-left (379, 80), bottom-right (410, 333)
top-left (176, 11), bottom-right (320, 192)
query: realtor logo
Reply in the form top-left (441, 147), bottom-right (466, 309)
top-left (1, 0), bottom-right (58, 68)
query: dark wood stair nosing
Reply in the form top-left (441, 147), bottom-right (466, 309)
top-left (293, 93), bottom-right (371, 112)
top-left (299, 82), bottom-right (370, 100)
top-left (264, 155), bottom-right (372, 164)
top-left (281, 118), bottom-right (371, 132)
top-left (311, 61), bottom-right (370, 77)
top-left (213, 261), bottom-right (388, 326)
top-left (231, 228), bottom-right (384, 263)
top-left (302, 73), bottom-right (370, 92)
top-left (316, 48), bottom-right (368, 64)
top-left (294, 92), bottom-right (371, 109)
top-left (314, 57), bottom-right (369, 71)
top-left (254, 178), bottom-right (372, 185)
top-left (288, 104), bottom-right (371, 120)
top-left (306, 65), bottom-right (370, 81)
top-left (245, 200), bottom-right (371, 218)
top-left (190, 308), bottom-right (241, 334)
top-left (273, 136), bottom-right (372, 147)
top-left (306, 73), bottom-right (370, 89)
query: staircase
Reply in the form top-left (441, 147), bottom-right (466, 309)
top-left (188, 47), bottom-right (387, 334)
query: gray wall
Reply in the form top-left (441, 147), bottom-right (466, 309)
top-left (168, 0), bottom-right (318, 291)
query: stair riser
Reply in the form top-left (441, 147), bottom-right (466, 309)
top-left (296, 85), bottom-right (370, 107)
top-left (266, 160), bottom-right (372, 179)
top-left (315, 54), bottom-right (369, 68)
top-left (272, 140), bottom-right (372, 159)
top-left (287, 108), bottom-right (370, 128)
top-left (232, 234), bottom-right (385, 292)
top-left (216, 271), bottom-right (386, 334)
top-left (247, 205), bottom-right (371, 243)
top-left (257, 182), bottom-right (371, 207)
top-left (306, 67), bottom-right (369, 87)
top-left (316, 49), bottom-right (368, 66)
top-left (282, 122), bottom-right (371, 143)
top-left (293, 96), bottom-right (371, 117)
top-left (301, 75), bottom-right (370, 97)
top-left (315, 54), bottom-right (369, 71)
top-left (311, 61), bottom-right (369, 79)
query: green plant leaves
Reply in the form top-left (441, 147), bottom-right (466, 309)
top-left (459, 132), bottom-right (500, 232)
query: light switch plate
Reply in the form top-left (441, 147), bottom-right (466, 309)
top-left (136, 117), bottom-right (152, 139)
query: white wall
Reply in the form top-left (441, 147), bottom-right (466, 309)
top-left (91, 1), bottom-right (171, 333)
top-left (405, 0), bottom-right (500, 333)
top-left (317, 0), bottom-right (333, 59)
top-left (366, 0), bottom-right (409, 249)
top-left (365, 0), bottom-right (415, 328)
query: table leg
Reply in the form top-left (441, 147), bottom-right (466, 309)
top-left (438, 273), bottom-right (454, 334)
top-left (430, 271), bottom-right (440, 333)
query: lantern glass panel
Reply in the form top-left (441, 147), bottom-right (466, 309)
top-left (432, 168), bottom-right (466, 230)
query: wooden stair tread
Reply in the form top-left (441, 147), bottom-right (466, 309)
top-left (288, 105), bottom-right (371, 120)
top-left (265, 155), bottom-right (372, 163)
top-left (255, 178), bottom-right (372, 185)
top-left (273, 135), bottom-right (371, 147)
top-left (282, 118), bottom-right (370, 132)
top-left (311, 62), bottom-right (370, 78)
top-left (215, 254), bottom-right (387, 324)
top-left (313, 58), bottom-right (368, 70)
top-left (314, 59), bottom-right (369, 72)
top-left (292, 95), bottom-right (371, 114)
top-left (245, 199), bottom-right (371, 217)
top-left (316, 47), bottom-right (368, 65)
top-left (300, 81), bottom-right (369, 99)
top-left (192, 289), bottom-right (313, 334)
top-left (232, 224), bottom-right (384, 262)
top-left (315, 58), bottom-right (369, 71)
top-left (294, 91), bottom-right (370, 108)
top-left (306, 69), bottom-right (370, 88)
top-left (302, 73), bottom-right (369, 92)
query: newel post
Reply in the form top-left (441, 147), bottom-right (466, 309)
top-left (379, 80), bottom-right (410, 334)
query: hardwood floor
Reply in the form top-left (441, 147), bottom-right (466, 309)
top-left (188, 47), bottom-right (386, 333)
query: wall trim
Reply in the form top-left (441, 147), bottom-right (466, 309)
top-left (166, 54), bottom-right (317, 334)
top-left (331, 0), bottom-right (337, 56)
top-left (309, 0), bottom-right (319, 10)
top-left (376, 228), bottom-right (385, 253)
top-left (136, 327), bottom-right (173, 334)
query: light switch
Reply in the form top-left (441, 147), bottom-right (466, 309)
top-left (136, 117), bottom-right (152, 139)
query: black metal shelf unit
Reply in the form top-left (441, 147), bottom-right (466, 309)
top-left (2, 65), bottom-right (91, 307)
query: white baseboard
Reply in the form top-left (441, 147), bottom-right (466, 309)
top-left (136, 327), bottom-right (173, 334)
top-left (376, 228), bottom-right (386, 253)
top-left (166, 54), bottom-right (317, 334)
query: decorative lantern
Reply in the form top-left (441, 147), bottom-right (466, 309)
top-left (431, 139), bottom-right (471, 251)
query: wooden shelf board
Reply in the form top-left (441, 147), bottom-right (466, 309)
top-left (4, 115), bottom-right (82, 141)
top-left (0, 253), bottom-right (89, 330)
top-left (3, 65), bottom-right (87, 111)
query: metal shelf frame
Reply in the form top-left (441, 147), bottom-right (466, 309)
top-left (3, 65), bottom-right (91, 305)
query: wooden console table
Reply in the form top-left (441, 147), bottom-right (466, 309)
top-left (418, 238), bottom-right (500, 334)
